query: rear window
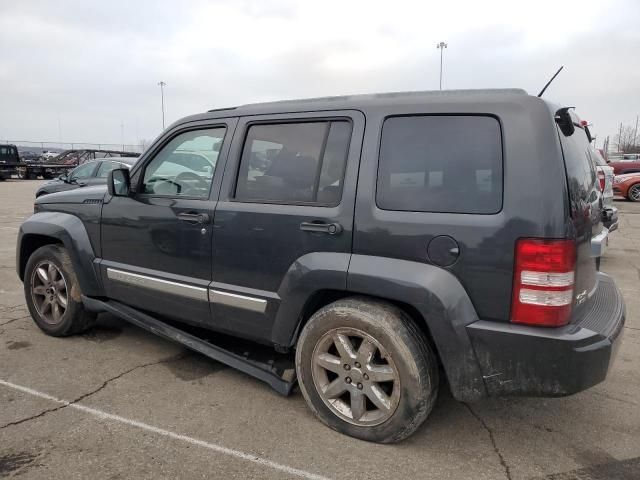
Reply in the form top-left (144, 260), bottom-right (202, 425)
top-left (235, 121), bottom-right (351, 205)
top-left (376, 116), bottom-right (503, 214)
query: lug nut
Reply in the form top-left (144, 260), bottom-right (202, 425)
top-left (354, 362), bottom-right (361, 368)
top-left (363, 373), bottom-right (369, 380)
top-left (357, 383), bottom-right (363, 390)
top-left (345, 377), bottom-right (352, 384)
top-left (344, 364), bottom-right (351, 370)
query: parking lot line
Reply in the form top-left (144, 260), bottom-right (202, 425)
top-left (0, 379), bottom-right (332, 480)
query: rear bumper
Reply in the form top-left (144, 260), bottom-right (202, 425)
top-left (467, 273), bottom-right (625, 397)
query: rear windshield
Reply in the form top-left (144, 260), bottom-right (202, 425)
top-left (376, 115), bottom-right (503, 214)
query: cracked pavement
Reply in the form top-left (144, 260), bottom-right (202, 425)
top-left (1, 179), bottom-right (640, 479)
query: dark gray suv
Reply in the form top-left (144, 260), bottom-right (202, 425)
top-left (16, 89), bottom-right (625, 443)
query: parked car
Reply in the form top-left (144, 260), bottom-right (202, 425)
top-left (17, 89), bottom-right (625, 443)
top-left (0, 144), bottom-right (20, 180)
top-left (591, 147), bottom-right (618, 231)
top-left (17, 149), bottom-right (140, 180)
top-left (609, 157), bottom-right (640, 175)
top-left (613, 172), bottom-right (640, 202)
top-left (19, 150), bottom-right (41, 163)
top-left (35, 157), bottom-right (138, 197)
top-left (40, 151), bottom-right (59, 160)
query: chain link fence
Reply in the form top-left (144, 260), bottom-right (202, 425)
top-left (4, 140), bottom-right (145, 154)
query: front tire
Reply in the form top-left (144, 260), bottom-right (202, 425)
top-left (24, 245), bottom-right (95, 337)
top-left (295, 297), bottom-right (438, 443)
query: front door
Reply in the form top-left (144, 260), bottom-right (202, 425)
top-left (100, 120), bottom-right (236, 327)
top-left (211, 111), bottom-right (364, 343)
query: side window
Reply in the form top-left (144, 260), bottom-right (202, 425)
top-left (142, 127), bottom-right (226, 198)
top-left (234, 120), bottom-right (352, 205)
top-left (96, 160), bottom-right (122, 178)
top-left (69, 162), bottom-right (96, 180)
top-left (558, 126), bottom-right (597, 205)
top-left (377, 116), bottom-right (503, 214)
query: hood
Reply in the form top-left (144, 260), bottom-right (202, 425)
top-left (615, 172), bottom-right (640, 180)
top-left (35, 185), bottom-right (107, 204)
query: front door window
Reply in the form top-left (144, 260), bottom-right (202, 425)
top-left (142, 128), bottom-right (226, 198)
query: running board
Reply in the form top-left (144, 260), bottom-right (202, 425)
top-left (82, 296), bottom-right (296, 396)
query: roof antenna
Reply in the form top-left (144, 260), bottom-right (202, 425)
top-left (537, 66), bottom-right (564, 97)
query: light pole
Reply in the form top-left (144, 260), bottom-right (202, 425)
top-left (436, 42), bottom-right (447, 90)
top-left (158, 81), bottom-right (167, 130)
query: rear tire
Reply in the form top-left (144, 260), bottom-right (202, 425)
top-left (627, 183), bottom-right (640, 202)
top-left (295, 297), bottom-right (438, 443)
top-left (24, 245), bottom-right (95, 337)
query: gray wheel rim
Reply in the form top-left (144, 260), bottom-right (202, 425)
top-left (630, 184), bottom-right (640, 201)
top-left (311, 327), bottom-right (401, 426)
top-left (30, 261), bottom-right (68, 325)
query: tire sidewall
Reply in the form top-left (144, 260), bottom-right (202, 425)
top-left (296, 299), bottom-right (436, 443)
top-left (628, 184), bottom-right (640, 202)
top-left (24, 245), bottom-right (84, 336)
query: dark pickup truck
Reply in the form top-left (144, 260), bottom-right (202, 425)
top-left (0, 144), bottom-right (20, 180)
top-left (16, 89), bottom-right (625, 443)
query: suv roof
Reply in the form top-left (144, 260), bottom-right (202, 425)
top-left (191, 88), bottom-right (529, 122)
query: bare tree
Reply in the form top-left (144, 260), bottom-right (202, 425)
top-left (615, 125), bottom-right (640, 153)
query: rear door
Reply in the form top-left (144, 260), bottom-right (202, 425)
top-left (557, 124), bottom-right (603, 302)
top-left (211, 111), bottom-right (364, 342)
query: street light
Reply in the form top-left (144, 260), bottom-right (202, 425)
top-left (436, 42), bottom-right (448, 90)
top-left (158, 81), bottom-right (167, 130)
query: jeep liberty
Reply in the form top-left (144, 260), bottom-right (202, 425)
top-left (17, 89), bottom-right (625, 443)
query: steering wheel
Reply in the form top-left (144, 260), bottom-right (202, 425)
top-left (146, 177), bottom-right (183, 195)
top-left (174, 171), bottom-right (208, 190)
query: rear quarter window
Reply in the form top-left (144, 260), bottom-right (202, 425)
top-left (376, 115), bottom-right (503, 214)
top-left (557, 127), bottom-right (597, 203)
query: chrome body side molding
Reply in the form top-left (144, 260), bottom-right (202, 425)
top-left (106, 268), bottom-right (208, 302)
top-left (209, 289), bottom-right (268, 314)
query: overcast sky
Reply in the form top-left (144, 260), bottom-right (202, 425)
top-left (1, 0), bottom-right (638, 149)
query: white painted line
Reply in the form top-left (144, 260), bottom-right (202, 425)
top-left (0, 379), bottom-right (331, 480)
top-left (0, 226), bottom-right (18, 230)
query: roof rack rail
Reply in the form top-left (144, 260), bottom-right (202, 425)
top-left (207, 106), bottom-right (237, 113)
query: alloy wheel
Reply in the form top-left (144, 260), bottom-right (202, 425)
top-left (30, 261), bottom-right (68, 325)
top-left (311, 327), bottom-right (401, 426)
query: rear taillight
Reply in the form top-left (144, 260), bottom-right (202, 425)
top-left (510, 239), bottom-right (576, 327)
top-left (597, 171), bottom-right (606, 191)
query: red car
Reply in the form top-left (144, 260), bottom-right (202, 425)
top-left (613, 173), bottom-right (640, 201)
top-left (609, 158), bottom-right (640, 175)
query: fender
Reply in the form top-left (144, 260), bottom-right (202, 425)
top-left (17, 212), bottom-right (103, 297)
top-left (271, 252), bottom-right (351, 346)
top-left (346, 254), bottom-right (487, 402)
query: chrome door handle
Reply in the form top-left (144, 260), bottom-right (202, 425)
top-left (177, 212), bottom-right (210, 224)
top-left (300, 222), bottom-right (343, 235)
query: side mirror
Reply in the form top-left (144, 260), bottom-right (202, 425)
top-left (108, 168), bottom-right (131, 196)
top-left (58, 173), bottom-right (68, 182)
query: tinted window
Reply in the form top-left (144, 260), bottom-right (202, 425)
top-left (142, 128), bottom-right (225, 197)
top-left (558, 126), bottom-right (597, 204)
top-left (235, 121), bottom-right (351, 205)
top-left (377, 116), bottom-right (503, 213)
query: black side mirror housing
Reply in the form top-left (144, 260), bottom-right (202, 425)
top-left (108, 168), bottom-right (131, 196)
